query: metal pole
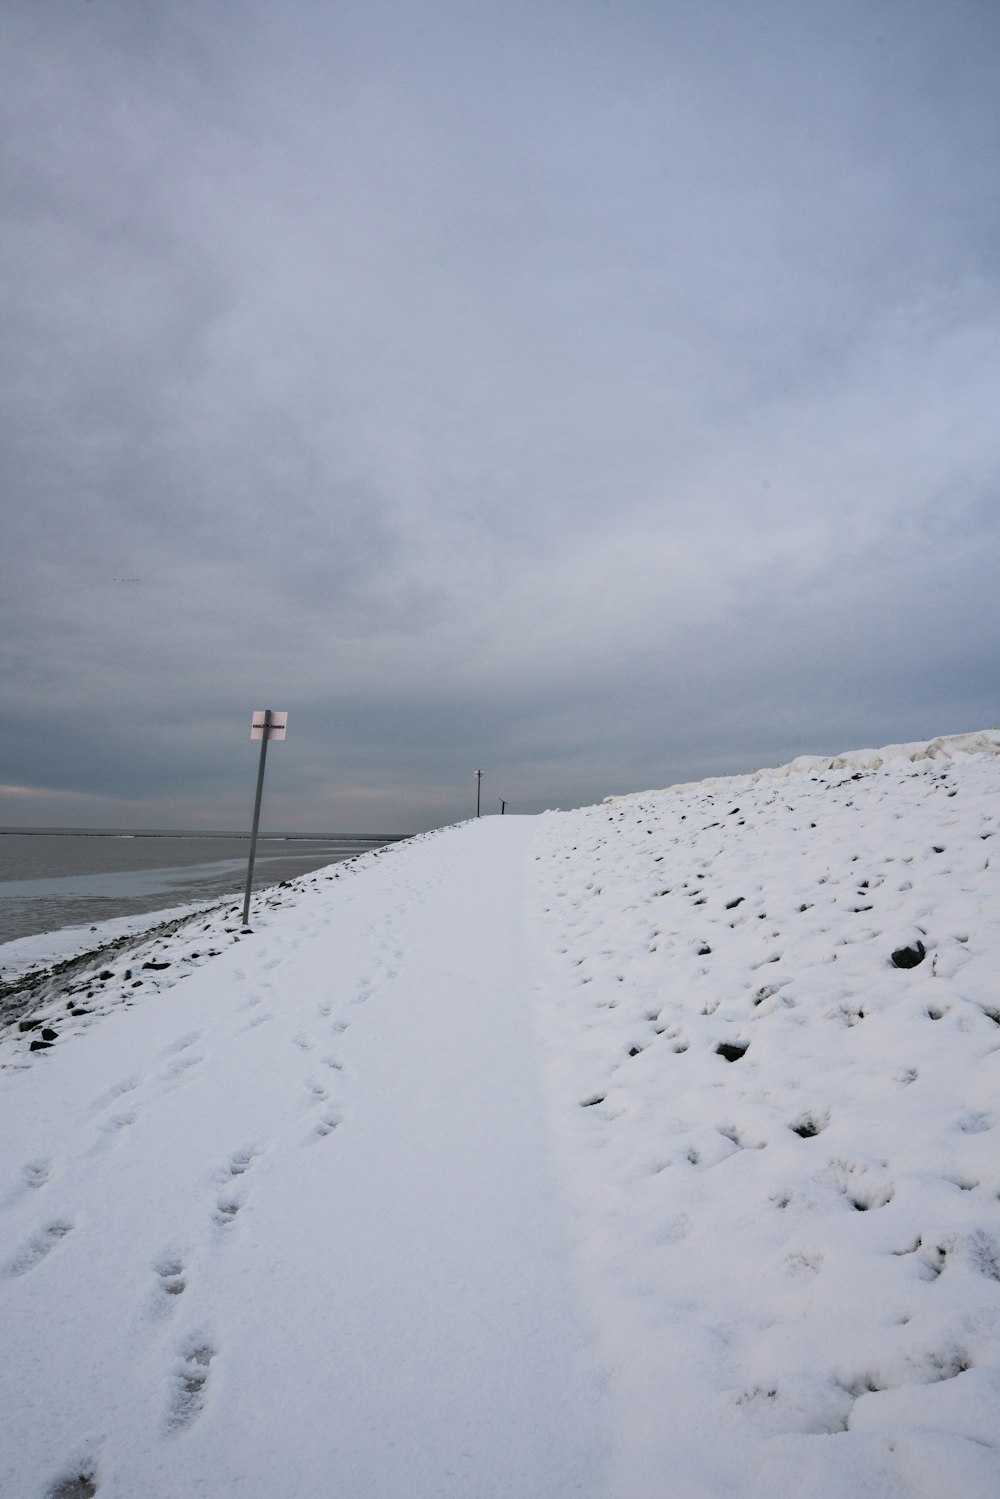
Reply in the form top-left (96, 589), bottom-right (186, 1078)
top-left (476, 769), bottom-right (482, 818)
top-left (242, 709), bottom-right (271, 926)
top-left (499, 798), bottom-right (505, 815)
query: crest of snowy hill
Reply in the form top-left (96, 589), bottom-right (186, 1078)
top-left (604, 726), bottom-right (1000, 802)
top-left (530, 728), bottom-right (1000, 1498)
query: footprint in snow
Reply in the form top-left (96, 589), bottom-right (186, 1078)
top-left (45, 1469), bottom-right (98, 1498)
top-left (210, 1149), bottom-right (260, 1225)
top-left (153, 1255), bottom-right (187, 1303)
top-left (3, 1220), bottom-right (75, 1278)
top-left (159, 1053), bottom-right (204, 1082)
top-left (313, 1107), bottom-right (342, 1140)
top-left (91, 1109), bottom-right (140, 1152)
top-left (162, 1031), bottom-right (203, 1057)
top-left (167, 1340), bottom-right (216, 1431)
top-left (1, 1158), bottom-right (53, 1204)
top-left (784, 1250), bottom-right (823, 1278)
top-left (225, 1147), bottom-right (259, 1178)
top-left (957, 1111), bottom-right (993, 1134)
top-left (89, 1075), bottom-right (141, 1113)
top-left (213, 1194), bottom-right (244, 1228)
top-left (242, 1011), bottom-right (274, 1030)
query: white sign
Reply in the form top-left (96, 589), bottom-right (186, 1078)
top-left (251, 711), bottom-right (288, 741)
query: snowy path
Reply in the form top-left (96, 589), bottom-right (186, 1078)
top-left (0, 819), bottom-right (609, 1499)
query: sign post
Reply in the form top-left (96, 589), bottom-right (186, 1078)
top-left (476, 769), bottom-right (483, 818)
top-left (242, 709), bottom-right (288, 927)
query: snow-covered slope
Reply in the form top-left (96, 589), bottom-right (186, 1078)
top-left (530, 729), bottom-right (1000, 1498)
top-left (2, 732), bottom-right (999, 1499)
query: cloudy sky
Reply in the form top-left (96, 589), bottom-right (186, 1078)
top-left (2, 0), bottom-right (999, 833)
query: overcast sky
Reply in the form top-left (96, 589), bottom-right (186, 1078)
top-left (2, 0), bottom-right (999, 833)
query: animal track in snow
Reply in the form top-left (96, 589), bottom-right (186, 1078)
top-left (91, 1109), bottom-right (139, 1150)
top-left (784, 1250), bottom-right (823, 1278)
top-left (314, 1109), bottom-right (342, 1138)
top-left (956, 1111), bottom-right (993, 1134)
top-left (242, 1011), bottom-right (273, 1030)
top-left (21, 1159), bottom-right (52, 1190)
top-left (167, 1341), bottom-right (216, 1430)
top-left (45, 1470), bottom-right (98, 1498)
top-left (89, 1075), bottom-right (141, 1113)
top-left (153, 1255), bottom-right (187, 1301)
top-left (162, 1031), bottom-right (202, 1056)
top-left (159, 1053), bottom-right (204, 1082)
top-left (212, 1194), bottom-right (243, 1228)
top-left (4, 1220), bottom-right (75, 1277)
top-left (225, 1147), bottom-right (259, 1178)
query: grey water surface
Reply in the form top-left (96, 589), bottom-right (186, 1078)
top-left (0, 831), bottom-right (398, 944)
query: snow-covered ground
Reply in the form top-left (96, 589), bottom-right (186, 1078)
top-left (2, 732), bottom-right (999, 1498)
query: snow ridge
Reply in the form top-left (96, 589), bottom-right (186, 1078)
top-left (606, 727), bottom-right (1000, 804)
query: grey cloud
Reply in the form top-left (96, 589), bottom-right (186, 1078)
top-left (2, 0), bottom-right (999, 832)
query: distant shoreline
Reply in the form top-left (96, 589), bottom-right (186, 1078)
top-left (0, 828), bottom-right (409, 842)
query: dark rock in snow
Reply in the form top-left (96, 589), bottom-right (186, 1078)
top-left (716, 1041), bottom-right (749, 1062)
top-left (142, 960), bottom-right (171, 971)
top-left (18, 1018), bottom-right (42, 1032)
top-left (891, 941), bottom-right (926, 969)
top-left (41, 1028), bottom-right (58, 1041)
top-left (29, 1040), bottom-right (53, 1051)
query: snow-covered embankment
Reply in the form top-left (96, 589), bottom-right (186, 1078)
top-left (530, 730), bottom-right (1000, 1498)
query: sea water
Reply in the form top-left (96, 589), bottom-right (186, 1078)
top-left (0, 830), bottom-right (398, 945)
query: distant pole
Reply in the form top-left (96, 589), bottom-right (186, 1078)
top-left (499, 798), bottom-right (506, 815)
top-left (476, 769), bottom-right (483, 818)
top-left (242, 709), bottom-right (288, 927)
